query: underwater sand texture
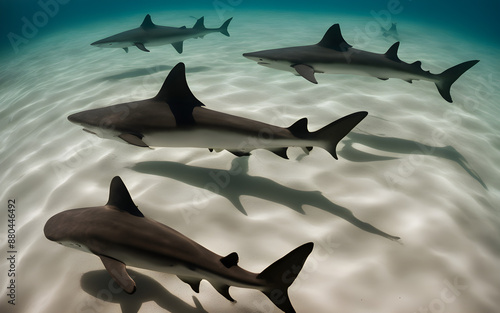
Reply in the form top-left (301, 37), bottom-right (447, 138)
top-left (1, 10), bottom-right (499, 313)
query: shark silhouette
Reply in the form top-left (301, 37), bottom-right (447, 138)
top-left (44, 176), bottom-right (313, 313)
top-left (91, 15), bottom-right (232, 53)
top-left (243, 24), bottom-right (479, 102)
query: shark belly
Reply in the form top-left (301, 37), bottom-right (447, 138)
top-left (142, 127), bottom-right (315, 151)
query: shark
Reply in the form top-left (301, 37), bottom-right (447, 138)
top-left (44, 176), bottom-right (314, 313)
top-left (243, 24), bottom-right (479, 102)
top-left (91, 14), bottom-right (232, 53)
top-left (67, 62), bottom-right (368, 160)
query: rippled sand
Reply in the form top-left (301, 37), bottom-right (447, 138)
top-left (1, 10), bottom-right (499, 313)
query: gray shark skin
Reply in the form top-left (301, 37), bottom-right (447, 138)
top-left (44, 176), bottom-right (314, 313)
top-left (243, 24), bottom-right (479, 102)
top-left (91, 14), bottom-right (232, 53)
top-left (68, 62), bottom-right (368, 160)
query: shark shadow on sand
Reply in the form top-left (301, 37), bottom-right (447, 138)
top-left (340, 132), bottom-right (487, 189)
top-left (80, 269), bottom-right (207, 313)
top-left (130, 157), bottom-right (400, 241)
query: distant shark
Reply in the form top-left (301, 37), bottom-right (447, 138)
top-left (243, 24), bottom-right (479, 102)
top-left (68, 62), bottom-right (368, 160)
top-left (44, 176), bottom-right (313, 313)
top-left (91, 14), bottom-right (232, 53)
top-left (381, 22), bottom-right (399, 40)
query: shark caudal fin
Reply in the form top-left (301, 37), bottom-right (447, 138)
top-left (435, 60), bottom-right (479, 103)
top-left (219, 17), bottom-right (232, 37)
top-left (257, 243), bottom-right (313, 313)
top-left (288, 112), bottom-right (368, 160)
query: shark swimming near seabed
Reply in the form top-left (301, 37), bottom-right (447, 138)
top-left (381, 22), bottom-right (399, 41)
top-left (91, 14), bottom-right (232, 53)
top-left (68, 62), bottom-right (368, 160)
top-left (44, 176), bottom-right (313, 313)
top-left (243, 24), bottom-right (479, 102)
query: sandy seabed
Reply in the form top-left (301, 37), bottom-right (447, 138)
top-left (1, 10), bottom-right (499, 313)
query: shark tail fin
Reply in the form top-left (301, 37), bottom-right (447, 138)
top-left (219, 17), bottom-right (232, 37)
top-left (435, 60), bottom-right (479, 103)
top-left (257, 243), bottom-right (313, 313)
top-left (288, 112), bottom-right (367, 160)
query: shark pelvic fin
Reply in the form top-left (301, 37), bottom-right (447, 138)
top-left (178, 276), bottom-right (201, 293)
top-left (118, 133), bottom-right (149, 148)
top-left (134, 42), bottom-right (150, 52)
top-left (171, 41), bottom-right (184, 54)
top-left (123, 47), bottom-right (129, 53)
top-left (221, 252), bottom-right (239, 268)
top-left (99, 255), bottom-right (136, 294)
top-left (317, 24), bottom-right (352, 52)
top-left (293, 64), bottom-right (317, 84)
top-left (384, 42), bottom-right (401, 62)
top-left (213, 283), bottom-right (234, 302)
top-left (140, 14), bottom-right (156, 29)
top-left (193, 16), bottom-right (205, 29)
top-left (155, 63), bottom-right (205, 125)
top-left (107, 176), bottom-right (144, 218)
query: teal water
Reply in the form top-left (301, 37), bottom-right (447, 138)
top-left (0, 3), bottom-right (499, 313)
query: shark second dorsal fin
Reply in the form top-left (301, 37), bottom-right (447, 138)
top-left (385, 42), bottom-right (401, 62)
top-left (106, 176), bottom-right (144, 218)
top-left (155, 63), bottom-right (205, 125)
top-left (317, 24), bottom-right (352, 52)
top-left (220, 252), bottom-right (239, 268)
top-left (140, 14), bottom-right (156, 29)
top-left (193, 16), bottom-right (205, 29)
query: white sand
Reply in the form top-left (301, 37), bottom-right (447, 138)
top-left (1, 10), bottom-right (499, 313)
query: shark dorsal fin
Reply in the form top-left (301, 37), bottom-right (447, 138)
top-left (106, 176), bottom-right (144, 218)
top-left (385, 42), bottom-right (401, 62)
top-left (140, 14), bottom-right (156, 29)
top-left (220, 252), bottom-right (239, 268)
top-left (288, 118), bottom-right (310, 138)
top-left (193, 16), bottom-right (205, 29)
top-left (154, 63), bottom-right (205, 125)
top-left (317, 24), bottom-right (352, 52)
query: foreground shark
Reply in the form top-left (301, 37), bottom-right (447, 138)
top-left (243, 24), bottom-right (479, 102)
top-left (68, 62), bottom-right (368, 159)
top-left (91, 14), bottom-right (232, 53)
top-left (44, 176), bottom-right (313, 313)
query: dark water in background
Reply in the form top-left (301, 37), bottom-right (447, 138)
top-left (0, 0), bottom-right (499, 56)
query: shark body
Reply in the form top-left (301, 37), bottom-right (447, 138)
top-left (44, 176), bottom-right (313, 313)
top-left (243, 24), bottom-right (479, 102)
top-left (91, 15), bottom-right (232, 53)
top-left (68, 62), bottom-right (367, 160)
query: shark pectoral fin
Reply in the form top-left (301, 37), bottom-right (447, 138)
top-left (134, 42), bottom-right (150, 52)
top-left (377, 77), bottom-right (389, 80)
top-left (123, 47), bottom-right (129, 53)
top-left (220, 252), bottom-right (239, 268)
top-left (118, 133), bottom-right (149, 148)
top-left (171, 41), bottom-right (184, 54)
top-left (99, 255), bottom-right (136, 294)
top-left (293, 64), bottom-right (317, 84)
top-left (226, 150), bottom-right (251, 157)
top-left (178, 276), bottom-right (201, 293)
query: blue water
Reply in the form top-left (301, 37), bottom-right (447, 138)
top-left (1, 0), bottom-right (499, 55)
